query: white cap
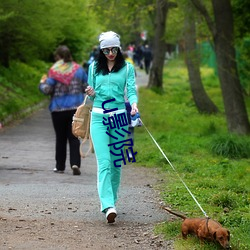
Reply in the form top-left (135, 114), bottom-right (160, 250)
top-left (99, 31), bottom-right (121, 49)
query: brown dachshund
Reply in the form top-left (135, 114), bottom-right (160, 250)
top-left (162, 207), bottom-right (231, 249)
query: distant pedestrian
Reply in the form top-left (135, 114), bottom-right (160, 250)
top-left (134, 45), bottom-right (144, 69)
top-left (39, 45), bottom-right (88, 175)
top-left (143, 44), bottom-right (152, 74)
top-left (86, 46), bottom-right (99, 71)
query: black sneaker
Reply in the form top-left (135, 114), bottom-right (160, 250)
top-left (53, 168), bottom-right (64, 173)
top-left (72, 165), bottom-right (81, 175)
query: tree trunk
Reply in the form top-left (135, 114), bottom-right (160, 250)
top-left (212, 0), bottom-right (250, 134)
top-left (191, 0), bottom-right (250, 134)
top-left (184, 4), bottom-right (218, 114)
top-left (147, 0), bottom-right (169, 89)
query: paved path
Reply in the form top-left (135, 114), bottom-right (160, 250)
top-left (0, 106), bottom-right (164, 224)
top-left (0, 71), bottom-right (173, 249)
top-left (135, 68), bottom-right (149, 88)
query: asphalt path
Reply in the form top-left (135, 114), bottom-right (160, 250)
top-left (0, 105), bottom-right (166, 223)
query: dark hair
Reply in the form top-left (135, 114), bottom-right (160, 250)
top-left (54, 45), bottom-right (73, 63)
top-left (95, 48), bottom-right (126, 75)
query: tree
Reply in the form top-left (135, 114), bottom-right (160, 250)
top-left (184, 1), bottom-right (218, 114)
top-left (91, 0), bottom-right (155, 47)
top-left (191, 0), bottom-right (250, 134)
top-left (0, 0), bottom-right (98, 66)
top-left (232, 0), bottom-right (250, 96)
top-left (148, 0), bottom-right (177, 89)
top-left (232, 0), bottom-right (250, 40)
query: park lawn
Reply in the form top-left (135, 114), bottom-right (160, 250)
top-left (134, 58), bottom-right (250, 250)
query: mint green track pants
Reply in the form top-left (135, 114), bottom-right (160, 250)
top-left (90, 111), bottom-right (128, 212)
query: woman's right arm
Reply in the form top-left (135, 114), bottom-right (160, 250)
top-left (86, 63), bottom-right (96, 99)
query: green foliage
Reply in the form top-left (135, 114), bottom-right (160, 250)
top-left (236, 37), bottom-right (250, 95)
top-left (165, 2), bottom-right (184, 44)
top-left (0, 60), bottom-right (49, 122)
top-left (232, 0), bottom-right (250, 39)
top-left (0, 0), bottom-right (100, 66)
top-left (165, 0), bottom-right (213, 45)
top-left (210, 191), bottom-right (238, 209)
top-left (154, 221), bottom-right (181, 240)
top-left (135, 58), bottom-right (250, 249)
top-left (210, 134), bottom-right (250, 159)
top-left (92, 0), bottom-right (155, 45)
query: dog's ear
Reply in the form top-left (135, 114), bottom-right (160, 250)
top-left (213, 231), bottom-right (217, 240)
top-left (227, 230), bottom-right (230, 240)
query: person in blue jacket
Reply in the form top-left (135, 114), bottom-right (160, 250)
top-left (39, 45), bottom-right (88, 175)
top-left (86, 31), bottom-right (139, 223)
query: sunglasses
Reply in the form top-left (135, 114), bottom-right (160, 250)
top-left (102, 47), bottom-right (119, 55)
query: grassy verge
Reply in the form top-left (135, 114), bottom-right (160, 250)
top-left (0, 60), bottom-right (50, 125)
top-left (134, 59), bottom-right (250, 250)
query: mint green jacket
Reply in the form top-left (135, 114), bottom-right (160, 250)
top-left (87, 62), bottom-right (138, 110)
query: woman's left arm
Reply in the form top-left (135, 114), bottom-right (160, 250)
top-left (39, 76), bottom-right (56, 95)
top-left (126, 63), bottom-right (138, 115)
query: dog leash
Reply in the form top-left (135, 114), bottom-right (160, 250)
top-left (139, 118), bottom-right (209, 218)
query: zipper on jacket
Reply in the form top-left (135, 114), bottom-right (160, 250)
top-left (108, 72), bottom-right (111, 109)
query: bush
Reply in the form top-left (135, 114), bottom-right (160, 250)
top-left (0, 60), bottom-right (49, 123)
top-left (210, 191), bottom-right (237, 209)
top-left (210, 135), bottom-right (250, 159)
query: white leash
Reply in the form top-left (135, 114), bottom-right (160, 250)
top-left (139, 118), bottom-right (209, 218)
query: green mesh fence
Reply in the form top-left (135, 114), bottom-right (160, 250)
top-left (198, 40), bottom-right (250, 94)
top-left (198, 41), bottom-right (217, 75)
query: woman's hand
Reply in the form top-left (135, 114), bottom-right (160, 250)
top-left (40, 74), bottom-right (47, 83)
top-left (131, 103), bottom-right (138, 116)
top-left (85, 86), bottom-right (96, 97)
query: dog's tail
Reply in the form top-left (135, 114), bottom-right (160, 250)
top-left (162, 206), bottom-right (187, 220)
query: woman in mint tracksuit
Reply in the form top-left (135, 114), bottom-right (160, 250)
top-left (86, 31), bottom-right (138, 223)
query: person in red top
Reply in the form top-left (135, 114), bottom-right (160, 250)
top-left (39, 45), bottom-right (88, 175)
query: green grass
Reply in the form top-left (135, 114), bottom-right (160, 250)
top-left (0, 60), bottom-right (50, 123)
top-left (134, 58), bottom-right (250, 250)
